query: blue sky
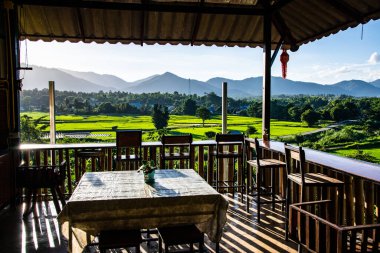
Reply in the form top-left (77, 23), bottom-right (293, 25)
top-left (20, 20), bottom-right (380, 85)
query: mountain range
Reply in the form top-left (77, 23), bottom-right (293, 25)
top-left (21, 65), bottom-right (380, 98)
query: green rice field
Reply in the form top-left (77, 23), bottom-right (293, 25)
top-left (329, 137), bottom-right (380, 162)
top-left (22, 112), bottom-right (380, 163)
top-left (22, 112), bottom-right (319, 141)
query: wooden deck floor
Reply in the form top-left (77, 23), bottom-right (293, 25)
top-left (0, 194), bottom-right (297, 253)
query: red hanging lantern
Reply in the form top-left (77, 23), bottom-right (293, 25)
top-left (280, 49), bottom-right (289, 79)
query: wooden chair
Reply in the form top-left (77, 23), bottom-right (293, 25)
top-left (98, 229), bottom-right (142, 253)
top-left (289, 200), bottom-right (380, 253)
top-left (76, 148), bottom-right (105, 176)
top-left (285, 144), bottom-right (344, 240)
top-left (158, 224), bottom-right (204, 253)
top-left (115, 130), bottom-right (142, 170)
top-left (17, 161), bottom-right (67, 218)
top-left (212, 134), bottom-right (245, 198)
top-left (160, 134), bottom-right (193, 169)
top-left (246, 138), bottom-right (286, 221)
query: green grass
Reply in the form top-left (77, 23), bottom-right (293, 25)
top-left (21, 112), bottom-right (380, 163)
top-left (21, 112), bottom-right (319, 141)
top-left (328, 137), bottom-right (380, 162)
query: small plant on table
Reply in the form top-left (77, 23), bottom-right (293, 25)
top-left (138, 160), bottom-right (156, 183)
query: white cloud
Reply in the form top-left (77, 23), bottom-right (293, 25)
top-left (292, 61), bottom-right (380, 84)
top-left (368, 52), bottom-right (380, 64)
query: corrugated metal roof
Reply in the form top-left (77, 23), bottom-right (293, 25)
top-left (17, 0), bottom-right (380, 49)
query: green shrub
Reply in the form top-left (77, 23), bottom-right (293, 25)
top-left (205, 131), bottom-right (216, 139)
top-left (315, 127), bottom-right (366, 147)
top-left (246, 126), bottom-right (258, 137)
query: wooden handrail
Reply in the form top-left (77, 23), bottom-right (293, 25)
top-left (19, 139), bottom-right (380, 231)
top-left (290, 200), bottom-right (380, 252)
top-left (245, 138), bottom-right (380, 184)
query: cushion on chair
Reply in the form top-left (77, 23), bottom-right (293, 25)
top-left (158, 225), bottom-right (204, 245)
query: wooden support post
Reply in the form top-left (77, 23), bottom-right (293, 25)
top-left (198, 145), bottom-right (204, 178)
top-left (262, 9), bottom-right (272, 141)
top-left (66, 149), bottom-right (72, 194)
top-left (222, 82), bottom-right (227, 134)
top-left (190, 145), bottom-right (195, 170)
top-left (207, 145), bottom-right (214, 185)
top-left (49, 81), bottom-right (56, 144)
top-left (107, 148), bottom-right (112, 171)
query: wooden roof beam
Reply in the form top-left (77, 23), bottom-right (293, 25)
top-left (140, 0), bottom-right (149, 46)
top-left (271, 39), bottom-right (283, 66)
top-left (17, 0), bottom-right (265, 16)
top-left (19, 34), bottom-right (275, 46)
top-left (76, 8), bottom-right (85, 42)
top-left (191, 0), bottom-right (204, 46)
top-left (272, 12), bottom-right (298, 51)
top-left (271, 0), bottom-right (295, 12)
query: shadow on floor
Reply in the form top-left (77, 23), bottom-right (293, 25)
top-left (0, 194), bottom-right (297, 253)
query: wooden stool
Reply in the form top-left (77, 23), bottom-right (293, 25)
top-left (211, 134), bottom-right (245, 200)
top-left (158, 225), bottom-right (204, 253)
top-left (76, 148), bottom-right (105, 175)
top-left (246, 138), bottom-right (287, 221)
top-left (285, 144), bottom-right (344, 240)
top-left (98, 229), bottom-right (142, 253)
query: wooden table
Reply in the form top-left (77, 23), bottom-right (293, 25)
top-left (58, 169), bottom-right (228, 253)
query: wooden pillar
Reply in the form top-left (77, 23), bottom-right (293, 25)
top-left (222, 82), bottom-right (227, 134)
top-left (49, 81), bottom-right (56, 144)
top-left (262, 9), bottom-right (272, 141)
top-left (1, 0), bottom-right (20, 207)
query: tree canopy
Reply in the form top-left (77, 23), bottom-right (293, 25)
top-left (196, 107), bottom-right (211, 126)
top-left (152, 104), bottom-right (170, 130)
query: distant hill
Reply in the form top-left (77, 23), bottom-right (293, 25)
top-left (333, 80), bottom-right (380, 96)
top-left (207, 76), bottom-right (380, 97)
top-left (21, 65), bottom-right (380, 97)
top-left (124, 72), bottom-right (218, 95)
top-left (371, 79), bottom-right (380, 88)
top-left (60, 68), bottom-right (132, 90)
top-left (22, 66), bottom-right (111, 92)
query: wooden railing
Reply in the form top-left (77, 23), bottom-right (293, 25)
top-left (248, 139), bottom-right (380, 230)
top-left (289, 200), bottom-right (380, 252)
top-left (19, 141), bottom-right (230, 195)
top-left (19, 139), bottom-right (380, 230)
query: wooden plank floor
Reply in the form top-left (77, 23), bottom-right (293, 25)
top-left (0, 194), bottom-right (297, 253)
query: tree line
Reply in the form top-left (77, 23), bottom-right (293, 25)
top-left (21, 89), bottom-right (380, 127)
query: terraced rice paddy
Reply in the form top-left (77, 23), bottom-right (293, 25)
top-left (22, 112), bottom-right (319, 141)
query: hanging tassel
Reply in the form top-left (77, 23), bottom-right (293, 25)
top-left (280, 49), bottom-right (289, 79)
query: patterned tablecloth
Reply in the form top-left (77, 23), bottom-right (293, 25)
top-left (58, 169), bottom-right (229, 252)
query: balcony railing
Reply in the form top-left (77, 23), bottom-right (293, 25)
top-left (19, 139), bottom-right (380, 229)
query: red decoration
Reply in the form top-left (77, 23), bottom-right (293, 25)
top-left (280, 49), bottom-right (289, 79)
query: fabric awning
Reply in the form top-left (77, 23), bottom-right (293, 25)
top-left (16, 0), bottom-right (380, 49)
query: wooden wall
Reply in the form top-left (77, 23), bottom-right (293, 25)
top-left (0, 154), bottom-right (10, 209)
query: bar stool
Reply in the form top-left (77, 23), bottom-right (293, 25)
top-left (98, 229), bottom-right (142, 253)
top-left (284, 143), bottom-right (344, 240)
top-left (158, 225), bottom-right (204, 253)
top-left (246, 138), bottom-right (287, 222)
top-left (212, 133), bottom-right (245, 199)
top-left (76, 148), bottom-right (105, 175)
top-left (160, 134), bottom-right (193, 169)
